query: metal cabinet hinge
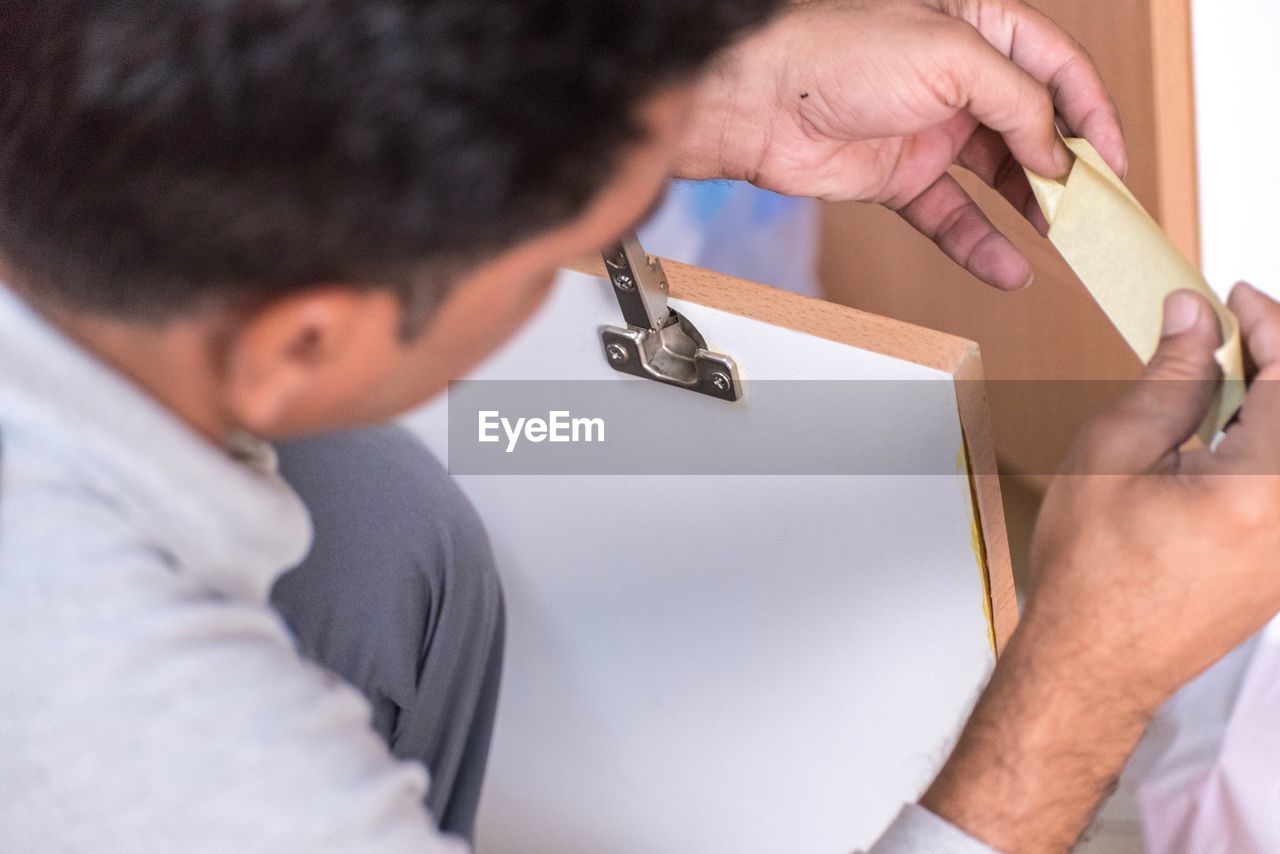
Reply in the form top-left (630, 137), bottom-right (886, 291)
top-left (599, 233), bottom-right (741, 401)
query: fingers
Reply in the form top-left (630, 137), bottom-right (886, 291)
top-left (1213, 283), bottom-right (1280, 472)
top-left (1229, 281), bottom-right (1280, 372)
top-left (977, 1), bottom-right (1127, 178)
top-left (1079, 291), bottom-right (1221, 474)
top-left (948, 27), bottom-right (1074, 180)
top-left (897, 171), bottom-right (1033, 290)
top-left (955, 125), bottom-right (1050, 235)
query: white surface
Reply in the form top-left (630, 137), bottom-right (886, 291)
top-left (1191, 0), bottom-right (1280, 297)
top-left (403, 271), bottom-right (995, 852)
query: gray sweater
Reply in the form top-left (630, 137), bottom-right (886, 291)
top-left (0, 287), bottom-right (464, 852)
top-left (0, 285), bottom-right (992, 853)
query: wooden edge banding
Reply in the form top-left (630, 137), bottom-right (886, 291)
top-left (953, 354), bottom-right (1019, 653)
top-left (568, 253), bottom-right (1020, 653)
top-left (570, 254), bottom-right (975, 374)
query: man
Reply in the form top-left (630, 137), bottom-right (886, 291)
top-left (0, 2), bottom-right (1275, 853)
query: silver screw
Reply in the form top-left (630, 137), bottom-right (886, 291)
top-left (606, 343), bottom-right (629, 365)
top-left (710, 371), bottom-right (731, 392)
top-left (613, 273), bottom-right (634, 291)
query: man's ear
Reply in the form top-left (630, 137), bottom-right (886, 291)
top-left (222, 286), bottom-right (402, 436)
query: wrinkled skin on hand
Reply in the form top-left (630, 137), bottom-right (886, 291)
top-left (678, 0), bottom-right (1126, 290)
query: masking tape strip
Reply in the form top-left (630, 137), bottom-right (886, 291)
top-left (1025, 138), bottom-right (1244, 442)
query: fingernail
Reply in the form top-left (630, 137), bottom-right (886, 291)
top-left (1021, 271), bottom-right (1035, 289)
top-left (1054, 142), bottom-right (1074, 176)
top-left (1163, 291), bottom-right (1201, 336)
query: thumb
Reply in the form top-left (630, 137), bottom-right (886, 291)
top-left (1083, 290), bottom-right (1222, 473)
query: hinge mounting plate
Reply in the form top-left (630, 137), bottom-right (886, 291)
top-left (598, 233), bottom-right (741, 402)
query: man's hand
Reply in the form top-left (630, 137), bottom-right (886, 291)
top-left (919, 285), bottom-right (1280, 852)
top-left (1027, 285), bottom-right (1280, 700)
top-left (676, 0), bottom-right (1125, 291)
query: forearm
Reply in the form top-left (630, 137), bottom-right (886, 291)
top-left (920, 617), bottom-right (1160, 853)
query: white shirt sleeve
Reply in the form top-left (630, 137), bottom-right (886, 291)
top-left (1129, 616), bottom-right (1280, 852)
top-left (864, 804), bottom-right (1001, 854)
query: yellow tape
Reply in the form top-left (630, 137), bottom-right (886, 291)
top-left (1025, 139), bottom-right (1244, 442)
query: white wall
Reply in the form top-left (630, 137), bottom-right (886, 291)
top-left (1191, 0), bottom-right (1280, 298)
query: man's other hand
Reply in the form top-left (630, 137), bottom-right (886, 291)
top-left (921, 285), bottom-right (1280, 853)
top-left (1030, 284), bottom-right (1280, 711)
top-left (676, 0), bottom-right (1125, 291)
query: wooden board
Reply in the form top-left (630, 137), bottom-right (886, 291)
top-left (403, 260), bottom-right (1014, 851)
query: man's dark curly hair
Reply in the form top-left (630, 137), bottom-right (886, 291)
top-left (0, 0), bottom-right (778, 319)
